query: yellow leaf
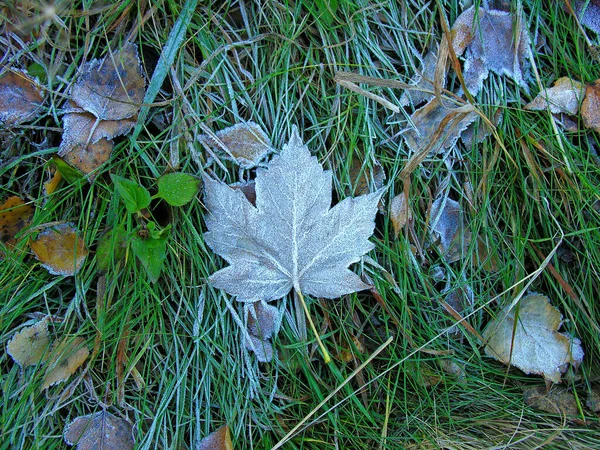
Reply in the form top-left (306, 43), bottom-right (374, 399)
top-left (30, 223), bottom-right (88, 276)
top-left (42, 336), bottom-right (88, 390)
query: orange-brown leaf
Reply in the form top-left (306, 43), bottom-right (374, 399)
top-left (60, 139), bottom-right (114, 176)
top-left (30, 223), bottom-right (88, 276)
top-left (0, 196), bottom-right (34, 244)
top-left (42, 336), bottom-right (89, 390)
top-left (0, 70), bottom-right (43, 126)
top-left (198, 425), bottom-right (233, 450)
top-left (582, 81), bottom-right (600, 133)
top-left (64, 411), bottom-right (134, 449)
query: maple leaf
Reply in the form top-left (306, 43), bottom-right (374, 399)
top-left (482, 293), bottom-right (584, 383)
top-left (204, 127), bottom-right (381, 302)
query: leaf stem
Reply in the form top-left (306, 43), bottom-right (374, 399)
top-left (295, 288), bottom-right (331, 364)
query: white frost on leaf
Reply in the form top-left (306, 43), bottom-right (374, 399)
top-left (482, 293), bottom-right (584, 383)
top-left (203, 126), bottom-right (381, 302)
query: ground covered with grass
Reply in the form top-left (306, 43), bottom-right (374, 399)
top-left (2, 0), bottom-right (600, 449)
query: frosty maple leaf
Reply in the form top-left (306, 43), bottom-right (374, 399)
top-left (203, 127), bottom-right (381, 302)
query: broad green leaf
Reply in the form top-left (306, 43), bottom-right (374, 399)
top-left (53, 156), bottom-right (84, 183)
top-left (130, 222), bottom-right (170, 283)
top-left (111, 175), bottom-right (151, 213)
top-left (156, 172), bottom-right (200, 206)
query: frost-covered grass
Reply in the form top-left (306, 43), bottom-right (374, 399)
top-left (2, 0), bottom-right (600, 449)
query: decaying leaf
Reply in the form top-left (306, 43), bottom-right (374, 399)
top-left (71, 43), bottom-right (144, 121)
top-left (42, 336), bottom-right (89, 389)
top-left (7, 317), bottom-right (50, 369)
top-left (30, 223), bottom-right (88, 276)
top-left (245, 334), bottom-right (273, 363)
top-left (523, 385), bottom-right (580, 416)
top-left (482, 293), bottom-right (584, 383)
top-left (525, 77), bottom-right (584, 115)
top-left (230, 180), bottom-right (256, 205)
top-left (403, 99), bottom-right (478, 154)
top-left (347, 157), bottom-right (386, 196)
top-left (197, 425), bottom-right (233, 450)
top-left (573, 0), bottom-right (600, 34)
top-left (64, 410), bottom-right (134, 450)
top-left (247, 300), bottom-right (279, 340)
top-left (429, 197), bottom-right (471, 262)
top-left (586, 385), bottom-right (600, 412)
top-left (0, 196), bottom-right (34, 244)
top-left (59, 139), bottom-right (114, 176)
top-left (453, 6), bottom-right (532, 94)
top-left (390, 192), bottom-right (411, 237)
top-left (581, 80), bottom-right (600, 133)
top-left (201, 122), bottom-right (272, 169)
top-left (400, 47), bottom-right (438, 107)
top-left (204, 126), bottom-right (381, 301)
top-left (0, 69), bottom-right (43, 126)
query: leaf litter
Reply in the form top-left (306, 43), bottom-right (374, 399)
top-left (200, 121), bottom-right (273, 169)
top-left (41, 336), bottom-right (89, 390)
top-left (482, 293), bottom-right (584, 383)
top-left (6, 316), bottom-right (51, 369)
top-left (0, 69), bottom-right (44, 126)
top-left (197, 424), bottom-right (233, 450)
top-left (30, 222), bottom-right (88, 276)
top-left (59, 42), bottom-right (145, 176)
top-left (64, 410), bottom-right (134, 450)
top-left (0, 196), bottom-right (34, 245)
top-left (245, 300), bottom-right (280, 362)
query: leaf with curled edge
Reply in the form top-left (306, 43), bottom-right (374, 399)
top-left (203, 126), bottom-right (381, 302)
top-left (482, 293), bottom-right (584, 383)
top-left (64, 410), bottom-right (134, 450)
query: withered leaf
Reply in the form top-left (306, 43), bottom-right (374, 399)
top-left (347, 157), bottom-right (386, 196)
top-left (30, 222), bottom-right (88, 276)
top-left (197, 425), bottom-right (233, 450)
top-left (390, 192), bottom-right (411, 237)
top-left (581, 80), bottom-right (600, 133)
top-left (429, 197), bottom-right (471, 263)
top-left (59, 139), bottom-right (114, 176)
top-left (42, 336), bottom-right (89, 390)
top-left (0, 70), bottom-right (43, 126)
top-left (71, 42), bottom-right (145, 121)
top-left (202, 122), bottom-right (272, 169)
top-left (247, 300), bottom-right (279, 340)
top-left (7, 317), bottom-right (50, 369)
top-left (573, 0), bottom-right (600, 34)
top-left (0, 196), bottom-right (34, 244)
top-left (525, 77), bottom-right (584, 115)
top-left (523, 385), bottom-right (580, 416)
top-left (482, 293), bottom-right (584, 383)
top-left (64, 411), bottom-right (134, 450)
top-left (204, 126), bottom-right (381, 301)
top-left (245, 334), bottom-right (273, 363)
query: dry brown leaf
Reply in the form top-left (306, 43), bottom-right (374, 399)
top-left (403, 100), bottom-right (478, 155)
top-left (573, 0), bottom-right (600, 34)
top-left (197, 425), bottom-right (233, 450)
top-left (0, 70), bottom-right (43, 126)
top-left (6, 317), bottom-right (50, 369)
top-left (42, 336), bottom-right (89, 390)
top-left (61, 108), bottom-right (136, 145)
top-left (347, 158), bottom-right (386, 196)
top-left (230, 180), bottom-right (256, 205)
top-left (64, 411), bottom-right (134, 450)
top-left (582, 80), bottom-right (600, 133)
top-left (202, 122), bottom-right (272, 169)
top-left (0, 196), bottom-right (34, 244)
top-left (482, 293), bottom-right (584, 383)
top-left (390, 192), bottom-right (411, 237)
top-left (586, 385), bottom-right (600, 412)
top-left (523, 385), bottom-right (580, 416)
top-left (429, 197), bottom-right (471, 263)
top-left (60, 139), bottom-right (114, 176)
top-left (400, 48), bottom-right (439, 107)
top-left (71, 43), bottom-right (144, 121)
top-left (247, 301), bottom-right (279, 340)
top-left (30, 222), bottom-right (88, 276)
top-left (526, 77), bottom-right (584, 115)
top-left (44, 170), bottom-right (63, 195)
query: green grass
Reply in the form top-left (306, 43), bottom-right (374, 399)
top-left (2, 0), bottom-right (600, 448)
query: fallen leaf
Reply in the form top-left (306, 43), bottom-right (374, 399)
top-left (403, 99), bottom-right (478, 154)
top-left (245, 334), bottom-right (274, 363)
top-left (581, 80), bottom-right (600, 133)
top-left (247, 300), bottom-right (279, 340)
top-left (230, 180), bottom-right (256, 205)
top-left (339, 334), bottom-right (366, 363)
top-left (201, 122), bottom-right (272, 169)
top-left (439, 359), bottom-right (467, 382)
top-left (399, 47), bottom-right (438, 107)
top-left (482, 293), bottom-right (584, 383)
top-left (0, 196), bottom-right (34, 244)
top-left (429, 197), bottom-right (471, 262)
top-left (44, 170), bottom-right (63, 195)
top-left (30, 223), bottom-right (88, 276)
top-left (586, 385), bottom-right (600, 412)
top-left (526, 77), bottom-right (584, 115)
top-left (61, 105), bottom-right (136, 145)
top-left (454, 7), bottom-right (532, 94)
top-left (523, 385), bottom-right (580, 416)
top-left (204, 126), bottom-right (381, 301)
top-left (197, 425), bottom-right (233, 450)
top-left (64, 411), bottom-right (134, 450)
top-left (0, 69), bottom-right (43, 126)
top-left (390, 192), bottom-right (411, 237)
top-left (59, 139), bottom-right (114, 176)
top-left (573, 0), bottom-right (600, 34)
top-left (71, 43), bottom-right (145, 121)
top-left (347, 157), bottom-right (386, 196)
top-left (42, 336), bottom-right (89, 389)
top-left (6, 317), bottom-right (50, 369)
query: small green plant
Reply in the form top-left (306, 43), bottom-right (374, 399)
top-left (109, 173), bottom-right (200, 282)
